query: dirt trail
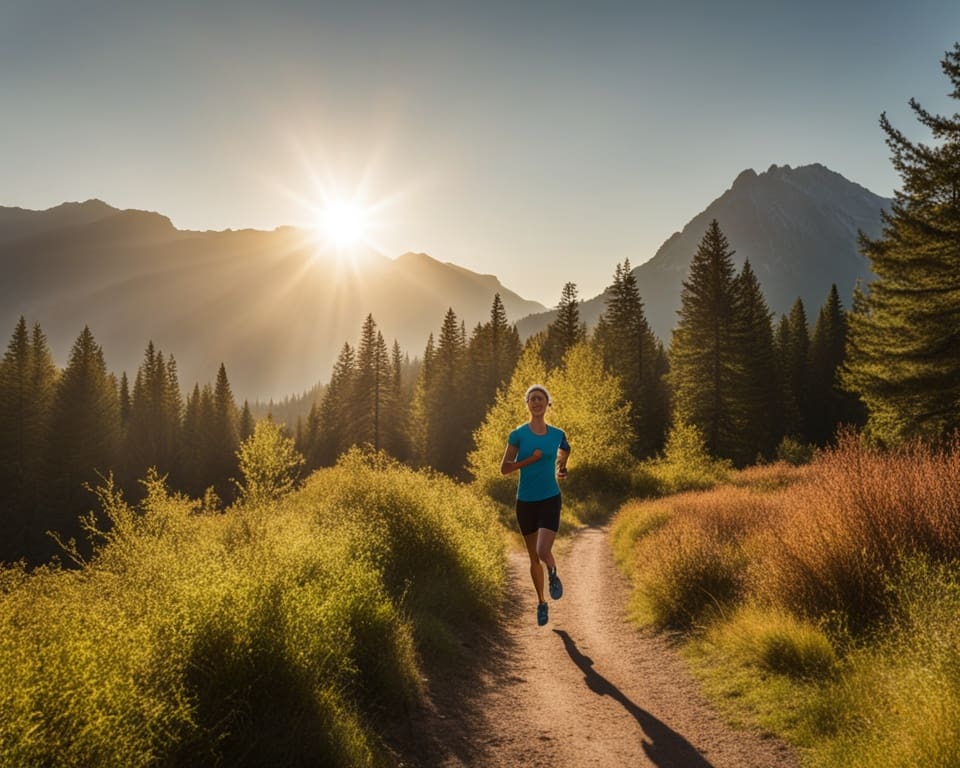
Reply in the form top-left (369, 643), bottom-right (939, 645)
top-left (400, 525), bottom-right (797, 768)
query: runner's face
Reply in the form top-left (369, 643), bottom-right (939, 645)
top-left (526, 391), bottom-right (548, 416)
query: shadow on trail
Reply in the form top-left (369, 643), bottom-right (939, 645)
top-left (553, 629), bottom-right (715, 768)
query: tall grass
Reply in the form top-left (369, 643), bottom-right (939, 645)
top-left (612, 435), bottom-right (960, 766)
top-left (755, 433), bottom-right (960, 633)
top-left (0, 449), bottom-right (505, 767)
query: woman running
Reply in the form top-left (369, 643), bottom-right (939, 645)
top-left (501, 384), bottom-right (570, 626)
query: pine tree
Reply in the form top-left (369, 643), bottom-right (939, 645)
top-left (782, 299), bottom-right (811, 441)
top-left (317, 343), bottom-right (356, 466)
top-left (26, 323), bottom-right (59, 514)
top-left (180, 383), bottom-right (206, 496)
top-left (593, 261), bottom-right (668, 457)
top-left (419, 308), bottom-right (470, 475)
top-left (299, 402), bottom-right (322, 469)
top-left (0, 318), bottom-right (39, 559)
top-left (354, 316), bottom-right (394, 452)
top-left (669, 220), bottom-right (742, 460)
top-left (384, 339), bottom-right (411, 461)
top-left (774, 314), bottom-right (800, 439)
top-left (729, 260), bottom-right (782, 462)
top-left (809, 285), bottom-right (861, 444)
top-left (238, 400), bottom-right (255, 442)
top-left (543, 282), bottom-right (586, 370)
top-left (118, 372), bottom-right (132, 431)
top-left (123, 343), bottom-right (181, 490)
top-left (844, 44), bottom-right (960, 443)
top-left (44, 326), bottom-right (121, 557)
top-left (465, 294), bottom-right (522, 441)
top-left (209, 363), bottom-right (240, 500)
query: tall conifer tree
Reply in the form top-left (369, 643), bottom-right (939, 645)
top-left (783, 299), bottom-right (811, 441)
top-left (809, 285), bottom-right (862, 444)
top-left (594, 261), bottom-right (668, 457)
top-left (45, 327), bottom-right (121, 556)
top-left (543, 282), bottom-right (586, 370)
top-left (729, 260), bottom-right (781, 462)
top-left (669, 220), bottom-right (741, 460)
top-left (465, 294), bottom-right (522, 439)
top-left (420, 308), bottom-right (470, 475)
top-left (845, 44), bottom-right (960, 443)
top-left (317, 343), bottom-right (356, 466)
top-left (209, 363), bottom-right (240, 499)
top-left (354, 316), bottom-right (393, 452)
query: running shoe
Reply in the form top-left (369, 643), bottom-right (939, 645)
top-left (537, 601), bottom-right (548, 626)
top-left (548, 569), bottom-right (563, 600)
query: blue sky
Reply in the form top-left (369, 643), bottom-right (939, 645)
top-left (2, 1), bottom-right (959, 306)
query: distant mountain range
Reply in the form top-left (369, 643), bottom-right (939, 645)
top-left (1, 163), bottom-right (891, 400)
top-left (0, 201), bottom-right (545, 399)
top-left (517, 163), bottom-right (891, 343)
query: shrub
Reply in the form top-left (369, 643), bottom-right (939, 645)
top-left (0, 450), bottom-right (505, 767)
top-left (775, 436), bottom-right (814, 466)
top-left (754, 433), bottom-right (960, 633)
top-left (235, 419), bottom-right (305, 506)
top-left (621, 488), bottom-right (774, 629)
top-left (644, 422), bottom-right (732, 495)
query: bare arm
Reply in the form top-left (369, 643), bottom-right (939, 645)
top-left (501, 444), bottom-right (543, 475)
top-left (556, 447), bottom-right (570, 478)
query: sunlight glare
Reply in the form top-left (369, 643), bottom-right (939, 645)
top-left (317, 201), bottom-right (370, 249)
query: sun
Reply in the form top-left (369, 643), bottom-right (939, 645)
top-left (315, 200), bottom-right (372, 249)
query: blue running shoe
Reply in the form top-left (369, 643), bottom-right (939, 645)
top-left (548, 569), bottom-right (563, 600)
top-left (537, 601), bottom-right (548, 626)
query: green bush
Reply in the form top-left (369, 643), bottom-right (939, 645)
top-left (644, 422), bottom-right (732, 495)
top-left (0, 450), bottom-right (505, 768)
top-left (775, 436), bottom-right (814, 466)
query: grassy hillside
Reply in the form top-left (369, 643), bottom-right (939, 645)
top-left (612, 434), bottom-right (960, 766)
top-left (0, 449), bottom-right (505, 767)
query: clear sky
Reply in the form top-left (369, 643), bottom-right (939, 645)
top-left (3, 0), bottom-right (959, 307)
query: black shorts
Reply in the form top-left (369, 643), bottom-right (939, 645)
top-left (515, 494), bottom-right (562, 536)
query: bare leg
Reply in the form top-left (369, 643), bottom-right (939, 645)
top-left (523, 531), bottom-right (545, 603)
top-left (537, 528), bottom-right (557, 572)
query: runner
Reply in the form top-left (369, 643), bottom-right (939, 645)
top-left (500, 384), bottom-right (570, 626)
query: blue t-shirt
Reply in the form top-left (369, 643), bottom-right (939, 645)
top-left (508, 423), bottom-right (570, 502)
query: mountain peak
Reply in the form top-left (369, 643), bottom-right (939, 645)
top-left (732, 168), bottom-right (758, 188)
top-left (518, 162), bottom-right (891, 346)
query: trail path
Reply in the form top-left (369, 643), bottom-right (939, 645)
top-left (400, 525), bottom-right (798, 768)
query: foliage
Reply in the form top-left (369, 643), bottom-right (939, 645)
top-left (730, 260), bottom-right (781, 462)
top-left (235, 418), bottom-right (306, 506)
top-left (844, 43), bottom-right (960, 444)
top-left (541, 281), bottom-right (586, 370)
top-left (643, 421), bottom-right (733, 495)
top-left (593, 260), bottom-right (669, 458)
top-left (0, 451), bottom-right (505, 767)
top-left (754, 432), bottom-right (960, 633)
top-left (775, 435), bottom-right (814, 465)
top-left (469, 338), bottom-right (636, 518)
top-left (614, 486), bottom-right (769, 628)
top-left (808, 284), bottom-right (865, 444)
top-left (0, 318), bottom-right (58, 561)
top-left (467, 340), bottom-right (549, 504)
top-left (779, 298), bottom-right (811, 441)
top-left (613, 429), bottom-right (960, 767)
top-left (670, 219), bottom-right (742, 458)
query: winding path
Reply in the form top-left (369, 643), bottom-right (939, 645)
top-left (400, 525), bottom-right (797, 768)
